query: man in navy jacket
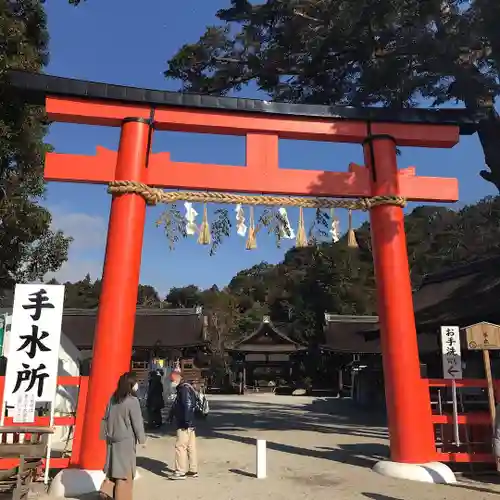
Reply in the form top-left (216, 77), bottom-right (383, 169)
top-left (168, 371), bottom-right (199, 480)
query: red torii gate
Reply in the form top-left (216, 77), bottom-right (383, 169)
top-left (9, 71), bottom-right (476, 479)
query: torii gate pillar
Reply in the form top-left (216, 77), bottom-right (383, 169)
top-left (78, 118), bottom-right (151, 471)
top-left (364, 136), bottom-right (435, 464)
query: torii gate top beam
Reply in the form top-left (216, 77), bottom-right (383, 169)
top-left (7, 70), bottom-right (476, 202)
top-left (8, 70), bottom-right (480, 136)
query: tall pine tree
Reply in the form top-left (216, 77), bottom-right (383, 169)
top-left (166, 0), bottom-right (500, 190)
top-left (0, 0), bottom-right (72, 292)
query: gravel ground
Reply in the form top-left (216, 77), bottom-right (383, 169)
top-left (54, 394), bottom-right (500, 499)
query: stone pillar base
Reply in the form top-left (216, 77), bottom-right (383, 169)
top-left (373, 460), bottom-right (456, 484)
top-left (48, 468), bottom-right (142, 498)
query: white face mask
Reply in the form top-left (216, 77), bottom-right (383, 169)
top-left (171, 380), bottom-right (179, 388)
top-left (132, 383), bottom-right (139, 393)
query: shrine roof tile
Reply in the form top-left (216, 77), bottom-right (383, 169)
top-left (412, 254), bottom-right (500, 330)
top-left (228, 317), bottom-right (307, 353)
top-left (60, 307), bottom-right (206, 349)
top-left (322, 316), bottom-right (439, 354)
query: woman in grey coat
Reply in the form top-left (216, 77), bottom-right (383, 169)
top-left (100, 372), bottom-right (146, 500)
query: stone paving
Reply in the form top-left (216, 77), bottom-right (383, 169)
top-left (61, 394), bottom-right (500, 499)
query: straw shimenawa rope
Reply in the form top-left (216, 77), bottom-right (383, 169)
top-left (107, 180), bottom-right (407, 211)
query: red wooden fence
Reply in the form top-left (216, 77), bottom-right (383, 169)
top-left (0, 375), bottom-right (88, 469)
top-left (428, 378), bottom-right (499, 464)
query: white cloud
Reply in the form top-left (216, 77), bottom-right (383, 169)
top-left (50, 207), bottom-right (106, 251)
top-left (47, 258), bottom-right (103, 283)
top-left (45, 206), bottom-right (106, 283)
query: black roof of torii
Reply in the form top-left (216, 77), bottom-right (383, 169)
top-left (6, 70), bottom-right (483, 134)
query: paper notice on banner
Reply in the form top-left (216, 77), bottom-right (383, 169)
top-left (13, 392), bottom-right (36, 423)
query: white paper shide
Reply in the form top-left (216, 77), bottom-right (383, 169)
top-left (4, 284), bottom-right (65, 422)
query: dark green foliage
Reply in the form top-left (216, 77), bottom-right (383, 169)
top-left (166, 285), bottom-right (202, 308)
top-left (0, 0), bottom-right (72, 293)
top-left (166, 0), bottom-right (500, 190)
top-left (55, 277), bottom-right (164, 309)
top-left (55, 196), bottom-right (500, 349)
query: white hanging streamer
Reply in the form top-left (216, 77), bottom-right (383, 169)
top-left (330, 218), bottom-right (340, 243)
top-left (184, 202), bottom-right (198, 236)
top-left (235, 204), bottom-right (247, 237)
top-left (278, 208), bottom-right (295, 239)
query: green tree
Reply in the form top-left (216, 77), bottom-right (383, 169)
top-left (272, 244), bottom-right (376, 343)
top-left (227, 262), bottom-right (276, 311)
top-left (200, 286), bottom-right (240, 352)
top-left (221, 196), bottom-right (500, 345)
top-left (166, 285), bottom-right (202, 308)
top-left (1, 0), bottom-right (71, 291)
top-left (166, 0), bottom-right (500, 190)
top-left (137, 284), bottom-right (161, 307)
top-left (62, 277), bottom-right (165, 309)
top-left (63, 274), bottom-right (100, 308)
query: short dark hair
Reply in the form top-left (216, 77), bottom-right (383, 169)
top-left (113, 372), bottom-right (137, 404)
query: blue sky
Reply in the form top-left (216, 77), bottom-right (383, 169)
top-left (44, 0), bottom-right (496, 296)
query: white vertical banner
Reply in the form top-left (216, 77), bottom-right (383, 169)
top-left (1, 284), bottom-right (64, 484)
top-left (440, 326), bottom-right (463, 380)
top-left (4, 284), bottom-right (65, 409)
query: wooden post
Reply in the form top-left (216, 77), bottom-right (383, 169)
top-left (483, 350), bottom-right (496, 430)
top-left (482, 350), bottom-right (500, 473)
top-left (463, 322), bottom-right (500, 472)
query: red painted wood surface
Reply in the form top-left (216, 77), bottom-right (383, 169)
top-left (45, 147), bottom-right (459, 202)
top-left (428, 378), bottom-right (498, 464)
top-left (45, 96), bottom-right (460, 147)
top-left (435, 452), bottom-right (494, 463)
top-left (0, 376), bottom-right (87, 470)
top-left (365, 137), bottom-right (436, 463)
top-left (78, 119), bottom-right (150, 471)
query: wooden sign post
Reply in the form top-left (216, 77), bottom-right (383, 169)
top-left (464, 322), bottom-right (500, 470)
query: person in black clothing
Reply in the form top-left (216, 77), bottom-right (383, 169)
top-left (146, 371), bottom-right (164, 429)
top-left (168, 371), bottom-right (199, 480)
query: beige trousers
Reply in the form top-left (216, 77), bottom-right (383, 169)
top-left (174, 428), bottom-right (198, 474)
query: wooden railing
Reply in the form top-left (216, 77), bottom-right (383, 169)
top-left (428, 378), bottom-right (498, 464)
top-left (0, 376), bottom-right (88, 469)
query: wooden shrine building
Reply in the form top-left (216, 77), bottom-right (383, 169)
top-left (226, 316), bottom-right (307, 392)
top-left (322, 314), bottom-right (438, 407)
top-left (62, 307), bottom-right (210, 380)
top-left (322, 254), bottom-right (500, 407)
